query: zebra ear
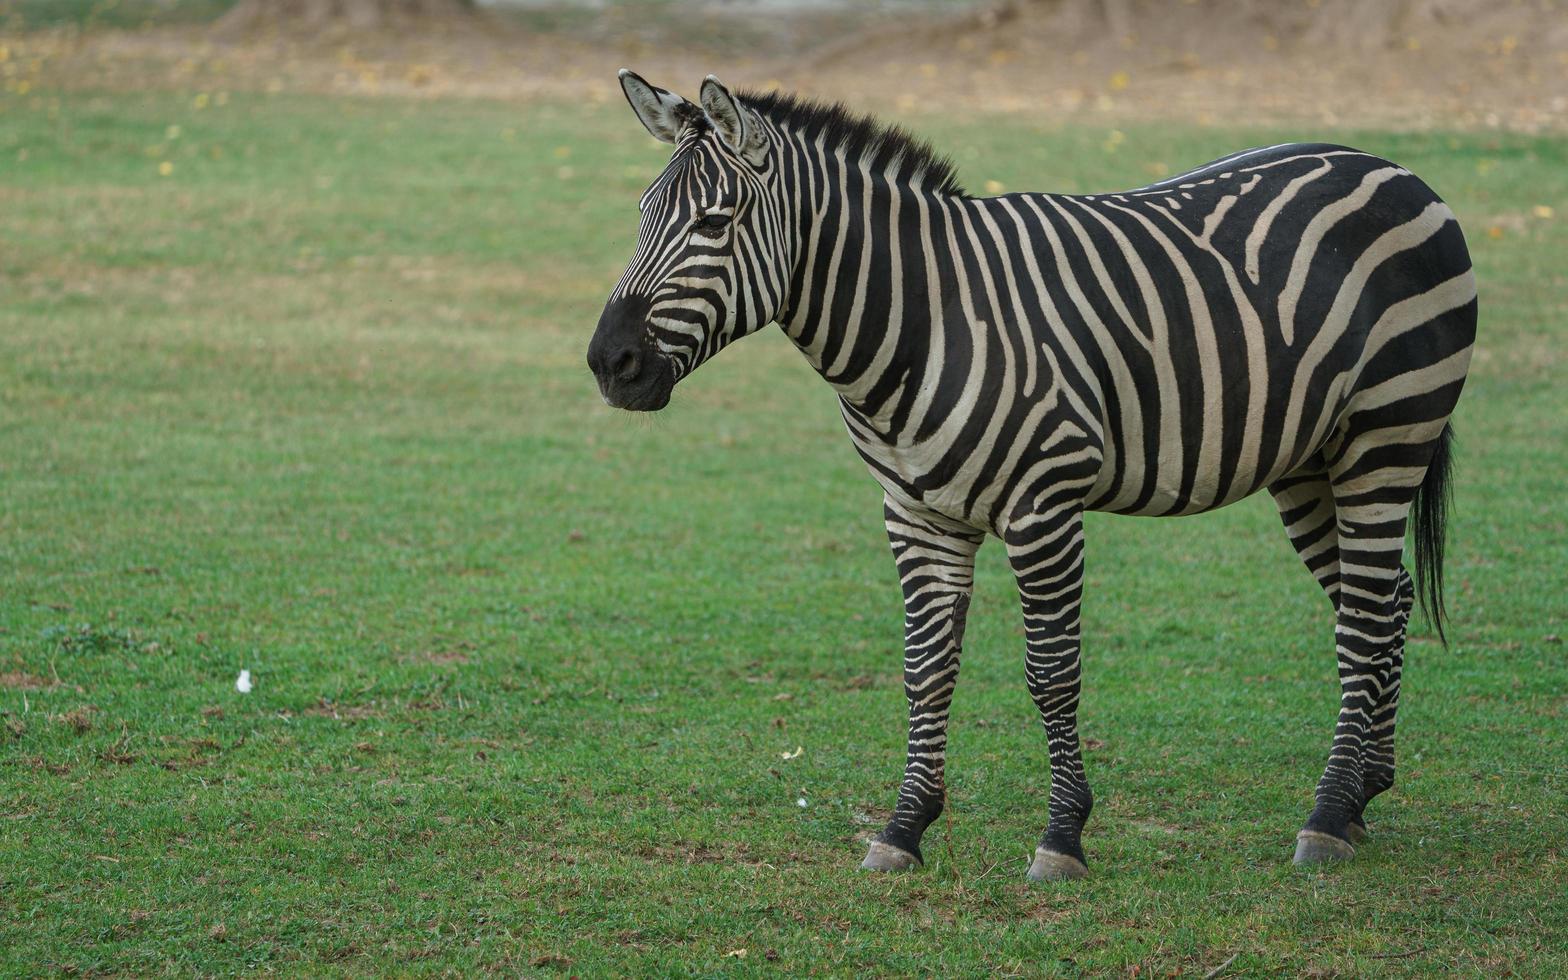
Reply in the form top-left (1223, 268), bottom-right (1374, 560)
top-left (619, 68), bottom-right (695, 145)
top-left (700, 74), bottom-right (769, 167)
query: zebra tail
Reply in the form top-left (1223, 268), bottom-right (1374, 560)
top-left (1411, 424), bottom-right (1455, 646)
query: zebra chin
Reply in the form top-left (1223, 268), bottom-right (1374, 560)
top-left (600, 375), bottom-right (674, 412)
top-left (595, 356), bottom-right (675, 412)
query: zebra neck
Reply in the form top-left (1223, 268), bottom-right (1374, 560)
top-left (776, 141), bottom-right (955, 436)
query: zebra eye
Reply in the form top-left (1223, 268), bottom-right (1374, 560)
top-left (695, 213), bottom-right (731, 235)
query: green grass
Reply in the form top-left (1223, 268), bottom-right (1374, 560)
top-left (0, 0), bottom-right (236, 30)
top-left (2, 87), bottom-right (1565, 975)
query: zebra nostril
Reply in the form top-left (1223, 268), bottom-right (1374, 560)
top-left (612, 348), bottom-right (642, 382)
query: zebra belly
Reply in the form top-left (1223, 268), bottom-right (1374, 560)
top-left (1088, 442), bottom-right (1316, 518)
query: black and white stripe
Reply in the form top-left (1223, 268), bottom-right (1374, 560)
top-left (592, 73), bottom-right (1477, 877)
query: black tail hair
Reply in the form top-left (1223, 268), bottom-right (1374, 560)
top-left (1410, 424), bottom-right (1455, 645)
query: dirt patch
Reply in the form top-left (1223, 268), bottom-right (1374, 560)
top-left (16, 754), bottom-right (73, 775)
top-left (56, 706), bottom-right (95, 732)
top-left (154, 736), bottom-right (223, 770)
top-left (398, 645), bottom-right (473, 665)
top-left (639, 840), bottom-right (738, 865)
top-left (0, 671), bottom-right (55, 690)
top-left (6, 0), bottom-right (1566, 131)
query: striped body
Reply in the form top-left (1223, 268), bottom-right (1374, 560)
top-left (784, 144), bottom-right (1474, 531)
top-left (591, 75), bottom-right (1477, 876)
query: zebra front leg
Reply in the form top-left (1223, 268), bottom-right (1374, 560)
top-left (1005, 507), bottom-right (1092, 881)
top-left (861, 499), bottom-right (984, 872)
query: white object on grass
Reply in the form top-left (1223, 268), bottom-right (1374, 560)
top-left (235, 670), bottom-right (253, 694)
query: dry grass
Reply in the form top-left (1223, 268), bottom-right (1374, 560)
top-left (4, 0), bottom-right (1566, 132)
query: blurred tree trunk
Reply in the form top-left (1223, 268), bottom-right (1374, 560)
top-left (217, 0), bottom-right (477, 34)
top-left (1038, 0), bottom-right (1490, 50)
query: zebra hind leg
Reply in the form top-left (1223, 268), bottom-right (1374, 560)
top-left (1359, 567), bottom-right (1413, 825)
top-left (1293, 428), bottom-right (1434, 865)
top-left (1268, 460), bottom-right (1368, 844)
top-left (1271, 462), bottom-right (1418, 849)
top-left (1267, 457), bottom-right (1343, 611)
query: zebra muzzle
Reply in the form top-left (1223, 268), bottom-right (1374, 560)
top-left (588, 296), bottom-right (674, 411)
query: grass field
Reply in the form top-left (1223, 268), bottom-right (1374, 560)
top-left (0, 0), bottom-right (236, 30)
top-left (2, 86), bottom-right (1566, 975)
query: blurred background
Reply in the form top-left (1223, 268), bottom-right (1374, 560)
top-left (3, 0), bottom-right (1565, 130)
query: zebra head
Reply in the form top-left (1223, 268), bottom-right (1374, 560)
top-left (589, 70), bottom-right (785, 411)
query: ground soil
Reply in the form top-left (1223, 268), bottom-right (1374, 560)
top-left (5, 0), bottom-right (1567, 131)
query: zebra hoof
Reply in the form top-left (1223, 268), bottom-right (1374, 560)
top-left (1293, 829), bottom-right (1356, 866)
top-left (860, 841), bottom-right (920, 872)
top-left (1346, 817), bottom-right (1369, 846)
top-left (1027, 847), bottom-right (1088, 882)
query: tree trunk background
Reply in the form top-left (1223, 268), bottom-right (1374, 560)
top-left (1032, 0), bottom-right (1561, 50)
top-left (217, 0), bottom-right (479, 36)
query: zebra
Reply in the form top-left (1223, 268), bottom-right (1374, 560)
top-left (587, 70), bottom-right (1477, 880)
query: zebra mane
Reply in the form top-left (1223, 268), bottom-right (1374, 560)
top-left (738, 89), bottom-right (965, 197)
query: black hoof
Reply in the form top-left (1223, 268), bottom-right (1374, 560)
top-left (1293, 829), bottom-right (1355, 866)
top-left (1026, 847), bottom-right (1088, 881)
